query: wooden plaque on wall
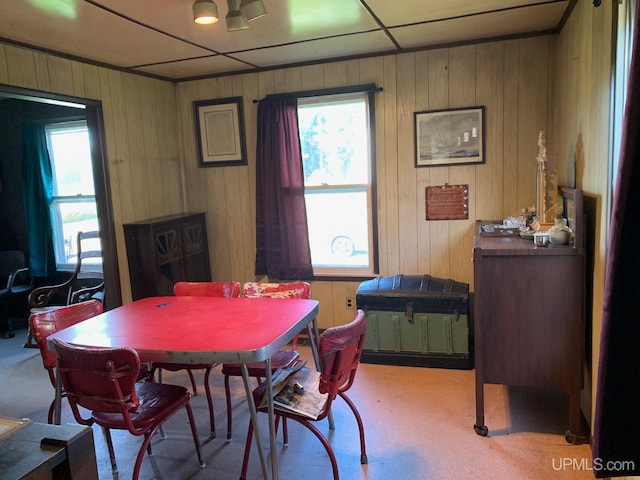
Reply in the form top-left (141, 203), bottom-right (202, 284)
top-left (425, 184), bottom-right (469, 220)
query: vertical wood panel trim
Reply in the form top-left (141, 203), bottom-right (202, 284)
top-left (396, 53), bottom-right (418, 274)
top-left (0, 45), bottom-right (8, 83)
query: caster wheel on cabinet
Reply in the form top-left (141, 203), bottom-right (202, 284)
top-left (565, 430), bottom-right (578, 444)
top-left (565, 430), bottom-right (587, 445)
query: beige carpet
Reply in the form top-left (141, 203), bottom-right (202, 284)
top-left (0, 326), bottom-right (594, 479)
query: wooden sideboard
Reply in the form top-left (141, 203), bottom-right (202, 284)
top-left (123, 213), bottom-right (211, 300)
top-left (472, 187), bottom-right (585, 442)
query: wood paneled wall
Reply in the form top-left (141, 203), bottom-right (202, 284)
top-left (176, 36), bottom-right (553, 329)
top-left (0, 44), bottom-right (186, 303)
top-left (0, 24), bottom-right (610, 341)
top-left (550, 0), bottom-right (613, 431)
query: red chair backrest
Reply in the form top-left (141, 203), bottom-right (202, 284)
top-left (242, 282), bottom-right (311, 350)
top-left (242, 281), bottom-right (310, 299)
top-left (318, 309), bottom-right (366, 397)
top-left (174, 281), bottom-right (241, 298)
top-left (52, 338), bottom-right (140, 417)
top-left (29, 300), bottom-right (104, 385)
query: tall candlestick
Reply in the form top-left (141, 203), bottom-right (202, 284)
top-left (536, 130), bottom-right (547, 223)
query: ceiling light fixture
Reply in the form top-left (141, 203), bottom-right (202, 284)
top-left (226, 0), bottom-right (249, 31)
top-left (193, 0), bottom-right (219, 25)
top-left (240, 0), bottom-right (267, 22)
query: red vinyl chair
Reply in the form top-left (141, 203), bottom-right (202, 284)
top-left (222, 281), bottom-right (309, 441)
top-left (53, 338), bottom-right (206, 480)
top-left (239, 309), bottom-right (368, 480)
top-left (173, 280), bottom-right (241, 298)
top-left (150, 281), bottom-right (241, 438)
top-left (28, 299), bottom-right (104, 423)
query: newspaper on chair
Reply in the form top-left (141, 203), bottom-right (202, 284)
top-left (257, 360), bottom-right (328, 420)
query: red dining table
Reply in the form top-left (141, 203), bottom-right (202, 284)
top-left (47, 295), bottom-right (321, 480)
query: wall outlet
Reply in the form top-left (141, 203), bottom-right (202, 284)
top-left (345, 296), bottom-right (355, 310)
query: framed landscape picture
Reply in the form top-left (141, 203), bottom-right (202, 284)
top-left (415, 106), bottom-right (485, 167)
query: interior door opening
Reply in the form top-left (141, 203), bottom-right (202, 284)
top-left (0, 86), bottom-right (121, 308)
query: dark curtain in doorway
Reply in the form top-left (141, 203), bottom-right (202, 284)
top-left (254, 96), bottom-right (313, 279)
top-left (20, 124), bottom-right (56, 277)
top-left (592, 0), bottom-right (640, 475)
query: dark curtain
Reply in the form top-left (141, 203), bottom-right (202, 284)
top-left (21, 124), bottom-right (56, 277)
top-left (592, 1), bottom-right (640, 476)
top-left (254, 96), bottom-right (313, 279)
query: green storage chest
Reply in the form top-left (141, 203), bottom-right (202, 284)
top-left (356, 274), bottom-right (472, 369)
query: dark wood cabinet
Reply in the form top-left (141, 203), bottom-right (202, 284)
top-left (472, 187), bottom-right (585, 442)
top-left (123, 213), bottom-right (211, 300)
top-left (1, 420), bottom-right (98, 479)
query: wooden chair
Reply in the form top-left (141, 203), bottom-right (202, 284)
top-left (52, 338), bottom-right (206, 480)
top-left (149, 281), bottom-right (241, 438)
top-left (239, 309), bottom-right (368, 480)
top-left (28, 231), bottom-right (104, 309)
top-left (221, 281), bottom-right (309, 441)
top-left (28, 300), bottom-right (104, 423)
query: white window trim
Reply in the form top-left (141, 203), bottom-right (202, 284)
top-left (45, 120), bottom-right (100, 271)
top-left (298, 87), bottom-right (378, 278)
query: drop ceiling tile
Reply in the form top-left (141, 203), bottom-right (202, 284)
top-left (0, 0), bottom-right (214, 69)
top-left (99, 0), bottom-right (381, 54)
top-left (232, 30), bottom-right (395, 69)
top-left (390, 3), bottom-right (566, 49)
top-left (134, 54), bottom-right (254, 79)
top-left (367, 0), bottom-right (565, 26)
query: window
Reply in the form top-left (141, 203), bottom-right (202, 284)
top-left (612, 0), bottom-right (636, 188)
top-left (298, 88), bottom-right (377, 276)
top-left (608, 0), bottom-right (636, 245)
top-left (45, 120), bottom-right (101, 271)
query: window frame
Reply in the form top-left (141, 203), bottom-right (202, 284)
top-left (293, 84), bottom-right (379, 280)
top-left (608, 1), bottom-right (636, 250)
top-left (45, 119), bottom-right (101, 272)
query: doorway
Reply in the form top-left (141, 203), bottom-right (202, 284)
top-left (0, 85), bottom-right (121, 308)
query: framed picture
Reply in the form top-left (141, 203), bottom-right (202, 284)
top-left (414, 106), bottom-right (485, 167)
top-left (194, 96), bottom-right (247, 167)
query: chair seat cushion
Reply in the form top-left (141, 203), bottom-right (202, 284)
top-left (221, 349), bottom-right (300, 377)
top-left (92, 382), bottom-right (189, 430)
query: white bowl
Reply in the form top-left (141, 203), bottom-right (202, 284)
top-left (549, 229), bottom-right (571, 245)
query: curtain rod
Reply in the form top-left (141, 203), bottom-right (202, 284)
top-left (253, 84), bottom-right (383, 103)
